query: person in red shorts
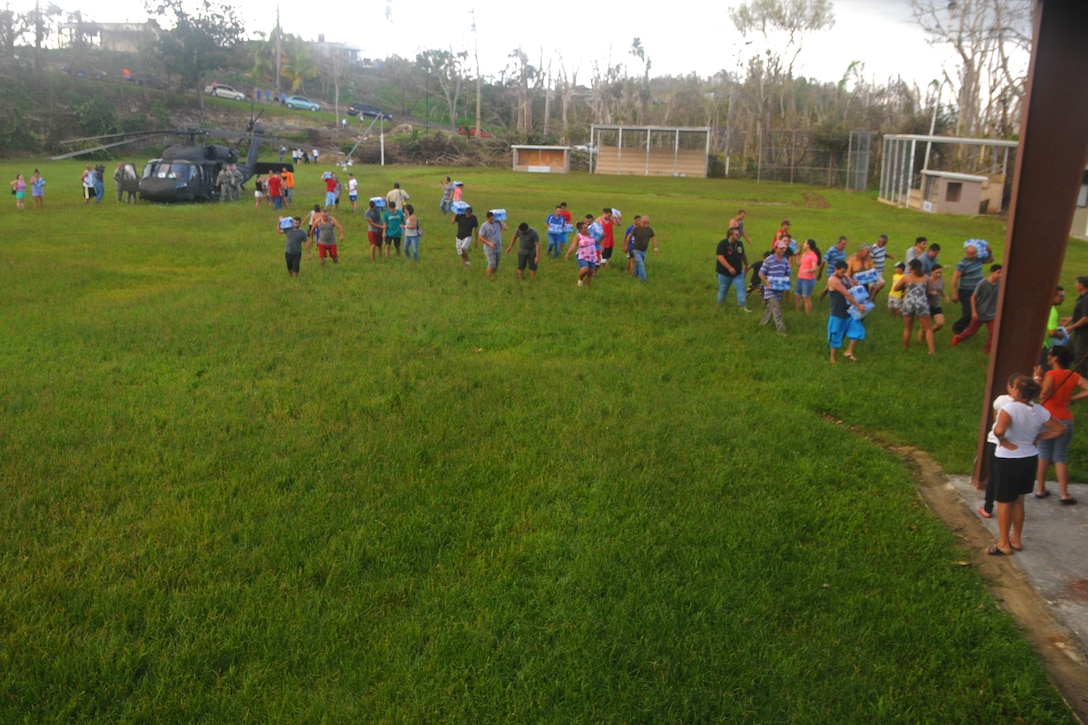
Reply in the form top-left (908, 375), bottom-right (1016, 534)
top-left (310, 209), bottom-right (345, 266)
top-left (366, 199), bottom-right (385, 262)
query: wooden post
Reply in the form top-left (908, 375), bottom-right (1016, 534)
top-left (972, 1), bottom-right (1088, 486)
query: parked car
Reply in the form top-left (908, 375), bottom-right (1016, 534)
top-left (126, 73), bottom-right (165, 89)
top-left (284, 95), bottom-right (321, 112)
top-left (458, 126), bottom-right (494, 139)
top-left (348, 103), bottom-right (392, 120)
top-left (67, 67), bottom-right (109, 80)
top-left (204, 84), bottom-right (245, 101)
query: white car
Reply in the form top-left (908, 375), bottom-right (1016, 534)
top-left (204, 84), bottom-right (245, 101)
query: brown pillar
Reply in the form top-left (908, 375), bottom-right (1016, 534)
top-left (973, 0), bottom-right (1088, 485)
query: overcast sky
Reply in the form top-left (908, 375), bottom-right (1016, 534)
top-left (20, 0), bottom-right (994, 92)
top-left (251, 0), bottom-right (949, 90)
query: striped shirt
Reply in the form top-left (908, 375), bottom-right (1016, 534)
top-left (824, 247), bottom-right (846, 270)
top-left (870, 243), bottom-right (887, 272)
top-left (761, 255), bottom-right (791, 299)
top-left (955, 257), bottom-right (984, 292)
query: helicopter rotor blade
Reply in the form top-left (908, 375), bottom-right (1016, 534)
top-left (58, 130), bottom-right (179, 145)
top-left (50, 136), bottom-right (158, 160)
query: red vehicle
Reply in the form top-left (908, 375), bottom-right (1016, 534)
top-left (458, 126), bottom-right (495, 138)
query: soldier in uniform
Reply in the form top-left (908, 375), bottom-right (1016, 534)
top-left (227, 162), bottom-right (242, 199)
top-left (114, 163), bottom-right (125, 202)
top-left (217, 165), bottom-right (231, 202)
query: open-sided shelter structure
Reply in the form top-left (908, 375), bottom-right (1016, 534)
top-left (510, 146), bottom-right (570, 173)
top-left (879, 134), bottom-right (1018, 215)
top-left (589, 126), bottom-right (710, 178)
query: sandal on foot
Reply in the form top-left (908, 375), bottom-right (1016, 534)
top-left (1060, 497), bottom-right (1077, 505)
top-left (1035, 490), bottom-right (1051, 499)
top-left (987, 545), bottom-right (1011, 556)
top-left (843, 353), bottom-right (858, 362)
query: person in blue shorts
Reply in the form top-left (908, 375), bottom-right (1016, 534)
top-left (383, 201), bottom-right (405, 257)
top-left (30, 170), bottom-right (45, 209)
top-left (440, 176), bottom-right (454, 214)
top-left (826, 260), bottom-right (868, 362)
top-left (323, 172), bottom-right (338, 209)
top-left (624, 215), bottom-right (640, 276)
top-left (545, 205), bottom-right (567, 258)
top-left (347, 173), bottom-right (358, 213)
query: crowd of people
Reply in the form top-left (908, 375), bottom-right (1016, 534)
top-left (274, 175), bottom-right (664, 289)
top-left (8, 170), bottom-right (47, 209)
top-left (271, 186), bottom-right (1086, 376)
top-left (709, 210), bottom-right (1085, 559)
top-left (11, 166), bottom-right (1078, 374)
top-left (709, 213), bottom-right (1017, 367)
top-left (10, 163), bottom-right (1085, 555)
top-left (278, 186), bottom-right (1088, 555)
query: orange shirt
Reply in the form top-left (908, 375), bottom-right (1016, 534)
top-left (1043, 369), bottom-right (1082, 420)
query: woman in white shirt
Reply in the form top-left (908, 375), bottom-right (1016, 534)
top-left (990, 374), bottom-right (1065, 555)
top-left (403, 204), bottom-right (421, 262)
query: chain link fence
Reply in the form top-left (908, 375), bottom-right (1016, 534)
top-left (711, 128), bottom-right (874, 190)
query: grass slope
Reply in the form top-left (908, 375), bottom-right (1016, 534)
top-left (0, 161), bottom-right (1082, 721)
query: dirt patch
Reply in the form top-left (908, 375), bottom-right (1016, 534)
top-left (1064, 578), bottom-right (1088, 603)
top-left (802, 191), bottom-right (830, 208)
top-left (893, 444), bottom-right (1088, 721)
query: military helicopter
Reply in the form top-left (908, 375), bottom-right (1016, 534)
top-left (53, 117), bottom-right (305, 203)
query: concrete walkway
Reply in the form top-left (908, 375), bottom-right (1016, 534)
top-left (948, 474), bottom-right (1088, 657)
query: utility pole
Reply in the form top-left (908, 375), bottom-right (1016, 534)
top-left (471, 9), bottom-right (482, 142)
top-left (274, 4), bottom-right (282, 97)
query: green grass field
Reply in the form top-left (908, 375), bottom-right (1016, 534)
top-left (1, 160), bottom-right (1083, 721)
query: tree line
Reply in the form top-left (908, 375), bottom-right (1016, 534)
top-left (0, 0), bottom-right (1032, 184)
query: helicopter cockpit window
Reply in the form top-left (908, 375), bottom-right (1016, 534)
top-left (152, 162), bottom-right (190, 179)
top-left (123, 164), bottom-right (139, 181)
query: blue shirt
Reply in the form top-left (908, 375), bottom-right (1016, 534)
top-left (955, 257), bottom-right (983, 291)
top-left (920, 253), bottom-right (938, 274)
top-left (824, 247), bottom-right (846, 270)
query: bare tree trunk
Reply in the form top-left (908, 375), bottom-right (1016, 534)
top-left (515, 47), bottom-right (530, 135)
top-left (543, 65), bottom-right (551, 140)
top-left (910, 0), bottom-right (1032, 141)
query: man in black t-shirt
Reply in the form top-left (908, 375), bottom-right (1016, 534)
top-left (506, 222), bottom-right (541, 280)
top-left (1063, 276), bottom-right (1088, 375)
top-left (630, 216), bottom-right (658, 282)
top-left (716, 226), bottom-right (749, 310)
top-left (451, 206), bottom-right (480, 267)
